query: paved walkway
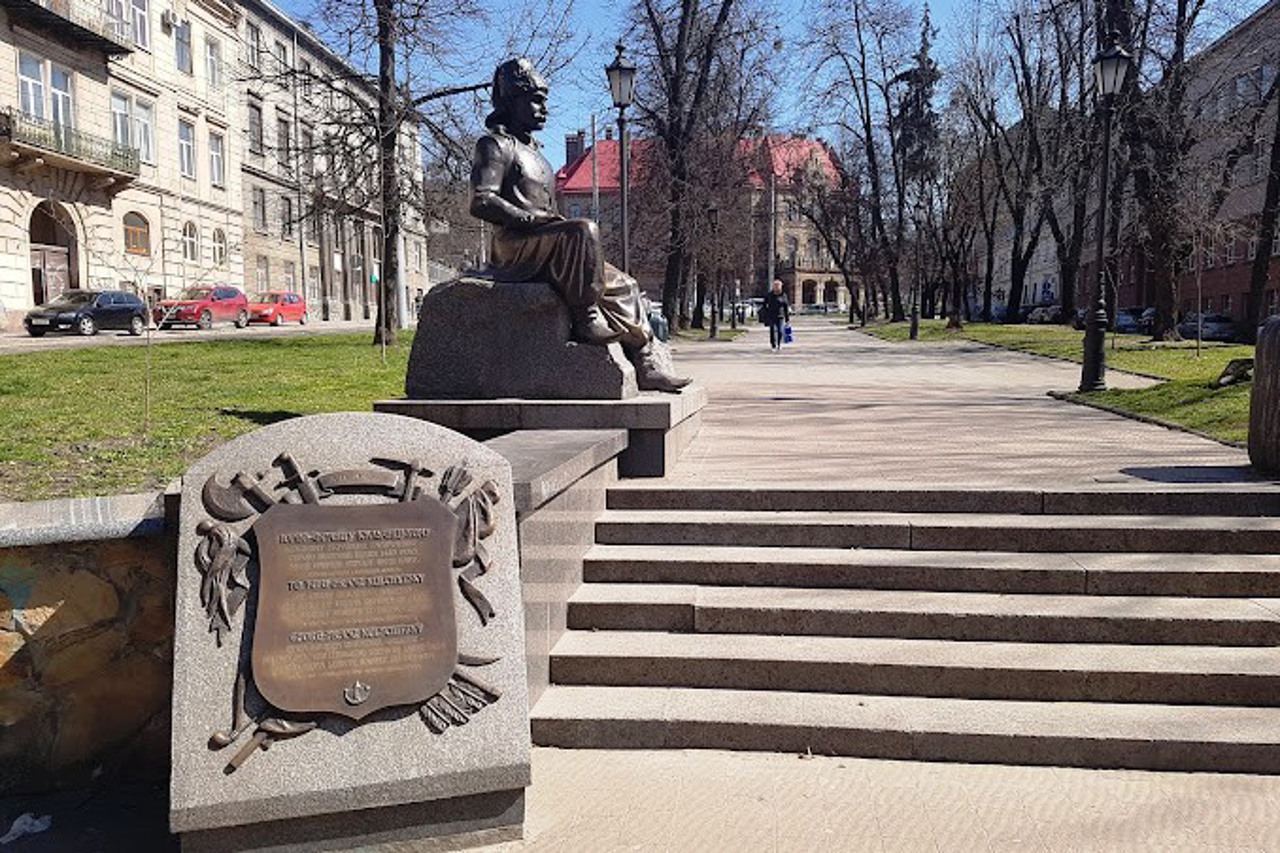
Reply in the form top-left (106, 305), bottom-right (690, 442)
top-left (670, 316), bottom-right (1267, 488)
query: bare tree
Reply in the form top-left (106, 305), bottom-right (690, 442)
top-left (627, 0), bottom-right (778, 327)
top-left (788, 141), bottom-right (870, 323)
top-left (806, 0), bottom-right (915, 321)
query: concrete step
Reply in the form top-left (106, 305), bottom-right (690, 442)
top-left (530, 685), bottom-right (1280, 773)
top-left (594, 509), bottom-right (1280, 554)
top-left (584, 545), bottom-right (1280, 597)
top-left (550, 631), bottom-right (1280, 705)
top-left (566, 584), bottom-right (1280, 645)
top-left (606, 483), bottom-right (1280, 516)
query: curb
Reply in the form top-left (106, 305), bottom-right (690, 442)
top-left (1046, 390), bottom-right (1246, 449)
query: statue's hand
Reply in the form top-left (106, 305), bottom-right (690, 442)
top-left (529, 210), bottom-right (564, 225)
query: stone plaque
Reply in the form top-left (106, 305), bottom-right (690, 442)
top-left (251, 501), bottom-right (459, 720)
top-left (169, 413), bottom-right (530, 849)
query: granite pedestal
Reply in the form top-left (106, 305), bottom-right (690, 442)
top-left (375, 386), bottom-right (706, 478)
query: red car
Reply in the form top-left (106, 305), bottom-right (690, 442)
top-left (247, 290), bottom-right (308, 325)
top-left (154, 286), bottom-right (249, 329)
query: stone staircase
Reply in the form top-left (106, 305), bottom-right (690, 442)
top-left (530, 484), bottom-right (1280, 773)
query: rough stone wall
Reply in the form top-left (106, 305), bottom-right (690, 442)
top-left (0, 537), bottom-right (174, 795)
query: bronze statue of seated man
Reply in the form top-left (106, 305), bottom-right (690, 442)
top-left (469, 57), bottom-right (690, 393)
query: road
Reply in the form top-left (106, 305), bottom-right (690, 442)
top-left (0, 317), bottom-right (386, 355)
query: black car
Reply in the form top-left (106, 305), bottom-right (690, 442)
top-left (24, 289), bottom-right (148, 337)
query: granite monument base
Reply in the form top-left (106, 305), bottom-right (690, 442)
top-left (375, 386), bottom-right (706, 478)
top-left (406, 276), bottom-right (638, 400)
top-left (181, 788), bottom-right (523, 852)
top-left (169, 413), bottom-right (530, 850)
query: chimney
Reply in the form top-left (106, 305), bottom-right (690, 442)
top-left (564, 129), bottom-right (586, 165)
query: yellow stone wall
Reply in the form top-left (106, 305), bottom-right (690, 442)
top-left (0, 537), bottom-right (173, 794)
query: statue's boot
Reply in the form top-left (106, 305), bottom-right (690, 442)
top-left (631, 344), bottom-right (692, 393)
top-left (571, 305), bottom-right (623, 345)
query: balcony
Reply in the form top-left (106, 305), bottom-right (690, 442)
top-left (0, 0), bottom-right (133, 55)
top-left (1, 110), bottom-right (140, 187)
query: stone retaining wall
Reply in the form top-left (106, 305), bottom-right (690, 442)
top-left (1, 534), bottom-right (174, 794)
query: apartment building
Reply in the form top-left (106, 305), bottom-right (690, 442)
top-left (0, 0), bottom-right (244, 329)
top-left (555, 131), bottom-right (850, 310)
top-left (234, 0), bottom-right (428, 322)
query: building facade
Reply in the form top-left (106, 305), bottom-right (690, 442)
top-left (0, 0), bottom-right (245, 329)
top-left (555, 132), bottom-right (851, 312)
top-left (0, 0), bottom-right (428, 330)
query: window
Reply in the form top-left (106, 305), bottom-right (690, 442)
top-left (107, 0), bottom-right (127, 40)
top-left (281, 195), bottom-right (294, 238)
top-left (124, 212), bottom-right (150, 255)
top-left (256, 256), bottom-right (269, 292)
top-left (1268, 289), bottom-right (1278, 316)
top-left (1250, 237), bottom-right (1259, 260)
top-left (415, 240), bottom-right (423, 272)
top-left (212, 228), bottom-right (227, 266)
top-left (182, 222), bottom-right (199, 261)
top-left (49, 66), bottom-right (73, 128)
top-left (244, 23), bottom-right (260, 69)
top-left (209, 132), bottom-right (225, 187)
top-left (134, 99), bottom-right (153, 163)
top-left (784, 236), bottom-right (798, 262)
top-left (1226, 239), bottom-right (1238, 265)
top-left (283, 261), bottom-right (296, 290)
top-left (300, 58), bottom-right (312, 97)
top-left (252, 187), bottom-right (267, 231)
top-left (273, 40), bottom-right (288, 74)
top-left (569, 204), bottom-right (581, 218)
top-left (111, 91), bottom-right (131, 148)
top-left (205, 38), bottom-right (221, 88)
top-left (178, 119), bottom-right (196, 178)
top-left (18, 53), bottom-right (45, 120)
top-left (247, 103), bottom-right (263, 154)
top-left (1223, 294), bottom-right (1233, 313)
top-left (175, 19), bottom-right (192, 74)
top-left (1273, 234), bottom-right (1280, 257)
top-left (1204, 244), bottom-right (1216, 269)
top-left (307, 207), bottom-right (320, 244)
top-left (300, 127), bottom-right (314, 180)
top-left (276, 116), bottom-right (291, 169)
top-left (131, 0), bottom-right (149, 50)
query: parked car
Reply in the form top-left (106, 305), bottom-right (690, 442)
top-left (1025, 305), bottom-right (1065, 324)
top-left (154, 286), bottom-right (249, 329)
top-left (24, 289), bottom-right (147, 337)
top-left (247, 290), bottom-right (308, 325)
top-left (1114, 307), bottom-right (1145, 334)
top-left (1139, 307), bottom-right (1157, 334)
top-left (1177, 312), bottom-right (1238, 342)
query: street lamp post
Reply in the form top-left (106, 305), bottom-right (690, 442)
top-left (1079, 37), bottom-right (1132, 392)
top-left (606, 43), bottom-right (637, 275)
top-left (708, 205), bottom-right (719, 339)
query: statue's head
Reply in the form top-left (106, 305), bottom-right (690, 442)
top-left (487, 58), bottom-right (549, 133)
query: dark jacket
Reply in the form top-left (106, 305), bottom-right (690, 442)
top-left (762, 290), bottom-right (790, 324)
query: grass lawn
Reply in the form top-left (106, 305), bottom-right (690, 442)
top-left (862, 319), bottom-right (1253, 444)
top-left (0, 334), bottom-right (410, 502)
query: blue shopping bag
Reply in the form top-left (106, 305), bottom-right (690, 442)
top-left (784, 323), bottom-right (793, 344)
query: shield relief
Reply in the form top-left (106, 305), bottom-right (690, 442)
top-left (251, 500), bottom-right (459, 721)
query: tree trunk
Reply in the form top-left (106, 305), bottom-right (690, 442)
top-left (371, 0), bottom-right (398, 346)
top-left (1245, 99), bottom-right (1280, 343)
top-left (693, 271), bottom-right (707, 328)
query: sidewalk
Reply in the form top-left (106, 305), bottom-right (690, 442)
top-left (670, 317), bottom-right (1266, 489)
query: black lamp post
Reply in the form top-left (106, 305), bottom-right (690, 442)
top-left (1079, 37), bottom-right (1132, 392)
top-left (708, 205), bottom-right (719, 338)
top-left (606, 43), bottom-right (637, 275)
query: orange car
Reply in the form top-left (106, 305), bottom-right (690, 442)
top-left (247, 290), bottom-right (308, 325)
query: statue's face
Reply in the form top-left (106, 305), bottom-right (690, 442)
top-left (509, 90), bottom-right (548, 133)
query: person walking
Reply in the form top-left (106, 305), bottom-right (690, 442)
top-left (762, 279), bottom-right (791, 350)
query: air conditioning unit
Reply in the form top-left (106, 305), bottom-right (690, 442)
top-left (160, 8), bottom-right (177, 29)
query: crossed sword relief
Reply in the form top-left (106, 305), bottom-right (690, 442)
top-left (195, 452), bottom-right (502, 773)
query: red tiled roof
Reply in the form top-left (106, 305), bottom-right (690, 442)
top-left (555, 134), bottom-right (839, 195)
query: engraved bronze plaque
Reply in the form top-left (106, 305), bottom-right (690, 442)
top-left (251, 501), bottom-right (459, 720)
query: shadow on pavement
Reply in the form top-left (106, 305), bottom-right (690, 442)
top-left (1118, 465), bottom-right (1275, 484)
